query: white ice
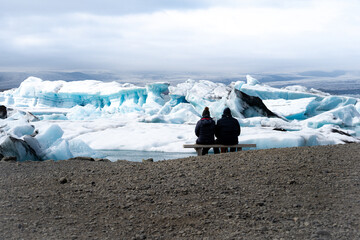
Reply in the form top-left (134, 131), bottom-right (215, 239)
top-left (0, 75), bottom-right (359, 161)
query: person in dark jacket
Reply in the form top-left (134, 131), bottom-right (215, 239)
top-left (215, 107), bottom-right (241, 153)
top-left (195, 107), bottom-right (219, 155)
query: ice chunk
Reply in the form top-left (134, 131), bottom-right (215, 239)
top-left (143, 83), bottom-right (169, 115)
top-left (356, 101), bottom-right (360, 113)
top-left (68, 139), bottom-right (104, 159)
top-left (246, 74), bottom-right (260, 85)
top-left (282, 85), bottom-right (328, 96)
top-left (67, 105), bottom-right (102, 120)
top-left (282, 85), bottom-right (309, 92)
top-left (168, 79), bottom-right (196, 96)
top-left (315, 96), bottom-right (357, 112)
top-left (9, 125), bottom-right (35, 138)
top-left (43, 139), bottom-right (73, 160)
top-left (238, 124), bottom-right (359, 150)
top-left (237, 76), bottom-right (323, 100)
top-left (238, 117), bottom-right (298, 129)
top-left (168, 80), bottom-right (229, 117)
top-left (264, 98), bottom-right (316, 120)
top-left (233, 81), bottom-right (245, 90)
top-left (35, 124), bottom-right (64, 149)
top-left (303, 105), bottom-right (360, 128)
top-left (228, 89), bottom-right (280, 119)
top-left (1, 77), bottom-right (150, 110)
top-left (240, 83), bottom-right (320, 100)
top-left (41, 113), bottom-right (68, 120)
top-left (0, 136), bottom-right (40, 161)
top-left (164, 103), bottom-right (200, 124)
top-left (239, 130), bottom-right (307, 149)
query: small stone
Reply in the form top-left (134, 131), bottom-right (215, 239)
top-left (288, 180), bottom-right (297, 185)
top-left (135, 234), bottom-right (146, 240)
top-left (68, 156), bottom-right (94, 161)
top-left (59, 177), bottom-right (68, 184)
top-left (1, 156), bottom-right (17, 162)
top-left (142, 158), bottom-right (153, 163)
top-left (304, 221), bottom-right (310, 226)
top-left (316, 230), bottom-right (331, 237)
top-left (95, 158), bottom-right (111, 162)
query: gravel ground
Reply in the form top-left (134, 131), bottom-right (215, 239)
top-left (0, 143), bottom-right (359, 239)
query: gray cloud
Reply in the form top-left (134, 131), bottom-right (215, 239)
top-left (0, 0), bottom-right (206, 16)
top-left (1, 0), bottom-right (360, 73)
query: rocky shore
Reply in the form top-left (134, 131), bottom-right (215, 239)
top-left (1, 143), bottom-right (359, 239)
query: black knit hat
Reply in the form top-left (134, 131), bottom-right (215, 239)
top-left (202, 107), bottom-right (210, 117)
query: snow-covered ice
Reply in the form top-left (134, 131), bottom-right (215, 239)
top-left (0, 75), bottom-right (359, 161)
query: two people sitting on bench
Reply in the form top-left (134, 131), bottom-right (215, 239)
top-left (195, 107), bottom-right (241, 155)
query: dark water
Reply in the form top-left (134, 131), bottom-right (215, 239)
top-left (97, 147), bottom-right (261, 162)
top-left (98, 150), bottom-right (197, 162)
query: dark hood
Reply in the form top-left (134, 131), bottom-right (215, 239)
top-left (222, 107), bottom-right (232, 118)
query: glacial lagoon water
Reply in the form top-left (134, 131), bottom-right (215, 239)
top-left (98, 150), bottom-right (197, 162)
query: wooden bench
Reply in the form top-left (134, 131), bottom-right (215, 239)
top-left (183, 144), bottom-right (257, 156)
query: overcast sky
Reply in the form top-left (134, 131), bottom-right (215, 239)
top-left (1, 0), bottom-right (360, 73)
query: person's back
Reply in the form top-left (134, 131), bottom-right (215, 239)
top-left (215, 108), bottom-right (241, 145)
top-left (195, 107), bottom-right (217, 155)
top-left (195, 107), bottom-right (215, 144)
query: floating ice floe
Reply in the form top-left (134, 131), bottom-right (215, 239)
top-left (0, 108), bottom-right (102, 161)
top-left (0, 75), bottom-right (359, 161)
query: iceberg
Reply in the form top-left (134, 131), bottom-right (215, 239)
top-left (0, 108), bottom-right (102, 161)
top-left (303, 105), bottom-right (360, 129)
top-left (0, 75), bottom-right (359, 161)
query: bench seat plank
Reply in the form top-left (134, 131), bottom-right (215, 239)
top-left (183, 144), bottom-right (256, 156)
top-left (183, 144), bottom-right (256, 148)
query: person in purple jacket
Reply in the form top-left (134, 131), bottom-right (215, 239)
top-left (195, 107), bottom-right (219, 155)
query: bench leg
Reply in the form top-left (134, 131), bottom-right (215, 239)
top-left (221, 147), bottom-right (227, 153)
top-left (237, 147), bottom-right (242, 151)
top-left (195, 148), bottom-right (203, 156)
